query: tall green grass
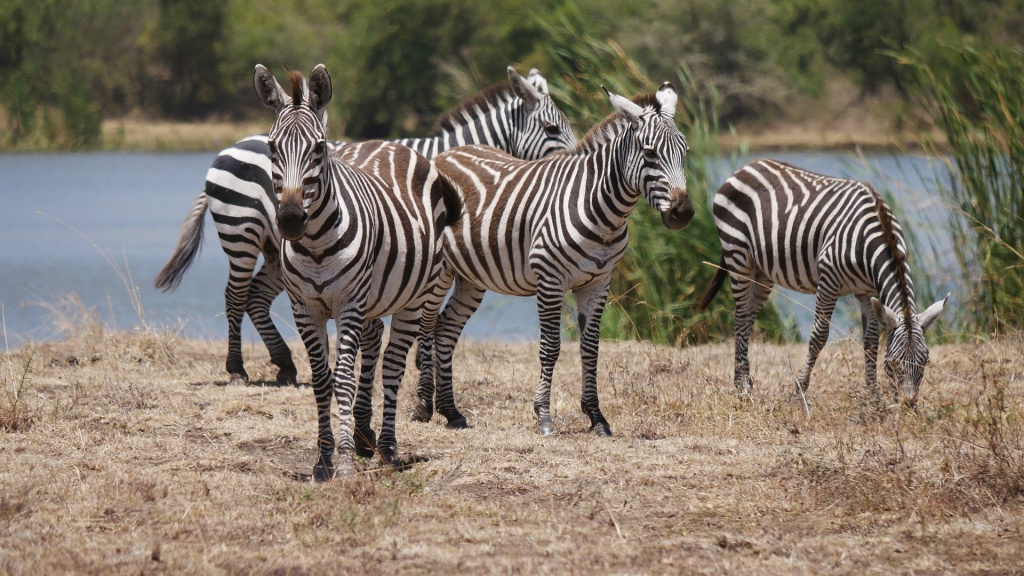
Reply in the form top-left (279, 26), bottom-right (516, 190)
top-left (540, 3), bottom-right (792, 345)
top-left (897, 43), bottom-right (1024, 334)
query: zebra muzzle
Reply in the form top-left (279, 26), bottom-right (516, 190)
top-left (277, 202), bottom-right (308, 240)
top-left (662, 195), bottom-right (695, 230)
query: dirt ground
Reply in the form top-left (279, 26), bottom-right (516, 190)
top-left (2, 326), bottom-right (1022, 575)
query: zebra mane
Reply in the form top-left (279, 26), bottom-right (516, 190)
top-left (288, 71), bottom-right (305, 106)
top-left (431, 83), bottom-right (518, 135)
top-left (573, 93), bottom-right (661, 153)
top-left (872, 189), bottom-right (914, 322)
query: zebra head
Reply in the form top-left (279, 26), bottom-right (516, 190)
top-left (871, 294), bottom-right (949, 405)
top-left (507, 66), bottom-right (577, 159)
top-left (604, 84), bottom-right (695, 230)
top-left (253, 63), bottom-right (333, 241)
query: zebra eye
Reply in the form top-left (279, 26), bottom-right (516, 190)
top-left (544, 124), bottom-right (561, 136)
top-left (268, 140), bottom-right (277, 156)
top-left (312, 140), bottom-right (326, 157)
top-left (642, 147), bottom-right (658, 160)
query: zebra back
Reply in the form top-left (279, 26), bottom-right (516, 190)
top-left (396, 67), bottom-right (576, 160)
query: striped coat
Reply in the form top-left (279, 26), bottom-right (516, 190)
top-left (254, 64), bottom-right (460, 479)
top-left (426, 84), bottom-right (695, 436)
top-left (699, 159), bottom-right (949, 404)
top-left (155, 67), bottom-right (575, 387)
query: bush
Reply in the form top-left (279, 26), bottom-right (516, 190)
top-left (898, 42), bottom-right (1024, 333)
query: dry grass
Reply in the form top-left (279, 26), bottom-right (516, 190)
top-left (101, 118), bottom-right (269, 152)
top-left (2, 326), bottom-right (1022, 574)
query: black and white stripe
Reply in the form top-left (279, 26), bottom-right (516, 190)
top-left (154, 67), bottom-right (575, 386)
top-left (424, 84), bottom-right (695, 436)
top-left (698, 159), bottom-right (949, 405)
top-left (254, 64), bottom-right (460, 480)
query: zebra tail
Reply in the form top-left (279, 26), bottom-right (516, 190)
top-left (697, 257), bottom-right (728, 311)
top-left (436, 172), bottom-right (464, 228)
top-left (154, 191), bottom-right (208, 292)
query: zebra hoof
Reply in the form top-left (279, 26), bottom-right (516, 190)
top-left (312, 455), bottom-right (334, 483)
top-left (228, 373), bottom-right (249, 386)
top-left (354, 427), bottom-right (377, 459)
top-left (378, 445), bottom-right (399, 468)
top-left (411, 403), bottom-right (433, 423)
top-left (276, 365), bottom-right (298, 386)
top-left (444, 413), bottom-right (469, 429)
top-left (591, 422), bottom-right (613, 437)
top-left (538, 418), bottom-right (555, 436)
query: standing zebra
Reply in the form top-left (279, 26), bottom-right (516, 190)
top-left (253, 63), bottom-right (460, 479)
top-left (697, 159), bottom-right (948, 405)
top-left (154, 67), bottom-right (575, 386)
top-left (426, 84), bottom-right (695, 436)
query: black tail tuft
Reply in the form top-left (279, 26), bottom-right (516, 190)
top-left (437, 172), bottom-right (463, 228)
top-left (698, 258), bottom-right (728, 311)
top-left (154, 192), bottom-right (208, 292)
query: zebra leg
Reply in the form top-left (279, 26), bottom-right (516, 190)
top-left (730, 274), bottom-right (756, 394)
top-left (796, 280), bottom-right (840, 395)
top-left (329, 307), bottom-right (366, 478)
top-left (412, 265), bottom-right (455, 423)
top-left (574, 279), bottom-right (612, 437)
top-left (858, 295), bottom-right (886, 407)
top-left (223, 253), bottom-right (258, 384)
top-left (432, 276), bottom-right (485, 428)
top-left (534, 282), bottom-right (567, 436)
top-left (353, 319), bottom-right (383, 459)
top-left (246, 261), bottom-right (297, 385)
top-left (376, 311), bottom-right (418, 465)
top-left (292, 305), bottom-right (335, 482)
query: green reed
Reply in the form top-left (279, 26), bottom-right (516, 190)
top-left (897, 43), bottom-right (1024, 334)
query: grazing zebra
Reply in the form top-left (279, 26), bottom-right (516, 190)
top-left (697, 158), bottom-right (949, 405)
top-left (154, 67), bottom-right (576, 386)
top-left (426, 83), bottom-right (695, 436)
top-left (253, 63), bottom-right (461, 479)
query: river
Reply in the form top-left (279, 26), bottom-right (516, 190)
top-left (0, 150), bottom-right (958, 348)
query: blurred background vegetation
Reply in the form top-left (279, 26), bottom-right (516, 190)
top-left (2, 0), bottom-right (1022, 341)
top-left (4, 0), bottom-right (1022, 148)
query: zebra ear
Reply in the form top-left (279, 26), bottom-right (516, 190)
top-left (308, 64), bottom-right (332, 115)
top-left (603, 86), bottom-right (643, 129)
top-left (526, 68), bottom-right (549, 95)
top-left (870, 297), bottom-right (899, 332)
top-left (253, 64), bottom-right (288, 111)
top-left (656, 82), bottom-right (678, 120)
top-left (508, 66), bottom-right (542, 113)
top-left (918, 293), bottom-right (949, 332)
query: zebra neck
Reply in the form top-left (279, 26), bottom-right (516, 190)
top-left (576, 143), bottom-right (641, 237)
top-left (875, 263), bottom-right (917, 318)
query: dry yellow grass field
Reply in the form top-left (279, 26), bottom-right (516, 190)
top-left (2, 324), bottom-right (1022, 574)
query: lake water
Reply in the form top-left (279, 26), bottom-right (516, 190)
top-left (0, 150), bottom-right (959, 349)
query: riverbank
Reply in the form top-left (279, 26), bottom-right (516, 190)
top-left (90, 83), bottom-right (941, 154)
top-left (2, 328), bottom-right (1021, 573)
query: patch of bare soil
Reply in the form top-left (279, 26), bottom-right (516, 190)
top-left (2, 326), bottom-right (1022, 574)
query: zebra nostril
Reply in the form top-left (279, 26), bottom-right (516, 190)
top-left (277, 203), bottom-right (307, 240)
top-left (662, 196), bottom-right (694, 230)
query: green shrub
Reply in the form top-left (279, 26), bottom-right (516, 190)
top-left (898, 42), bottom-right (1024, 333)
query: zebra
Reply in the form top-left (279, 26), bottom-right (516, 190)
top-left (252, 63), bottom-right (461, 479)
top-left (154, 66), bottom-right (576, 387)
top-left (697, 158), bottom-right (949, 406)
top-left (424, 83), bottom-right (695, 436)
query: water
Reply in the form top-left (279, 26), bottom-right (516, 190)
top-left (0, 151), bottom-right (957, 349)
top-left (0, 151), bottom-right (539, 347)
